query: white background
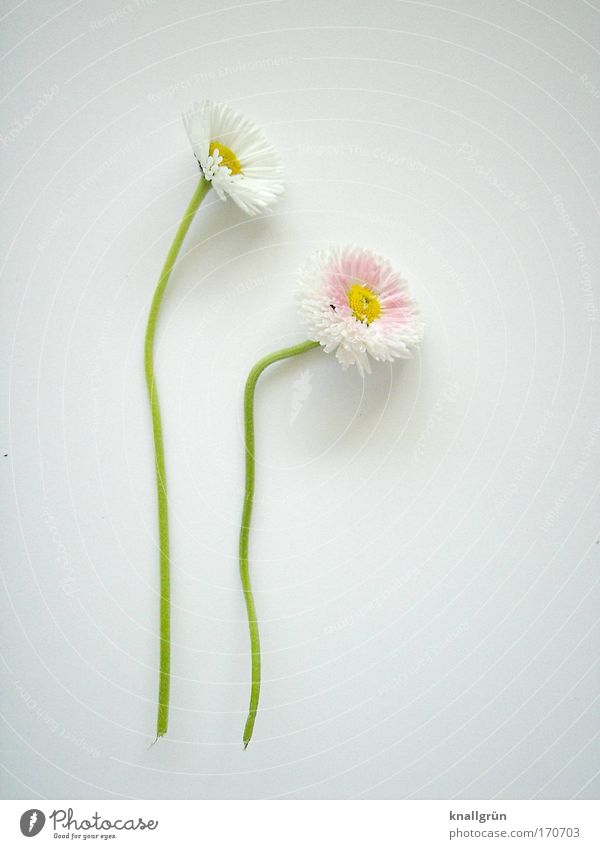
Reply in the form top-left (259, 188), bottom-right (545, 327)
top-left (1, 0), bottom-right (599, 800)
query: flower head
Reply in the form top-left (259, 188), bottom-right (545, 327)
top-left (298, 245), bottom-right (423, 374)
top-left (183, 100), bottom-right (284, 215)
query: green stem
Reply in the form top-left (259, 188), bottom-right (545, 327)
top-left (144, 176), bottom-right (211, 739)
top-left (240, 339), bottom-right (320, 748)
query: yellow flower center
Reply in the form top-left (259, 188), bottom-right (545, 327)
top-left (347, 282), bottom-right (381, 324)
top-left (209, 139), bottom-right (242, 175)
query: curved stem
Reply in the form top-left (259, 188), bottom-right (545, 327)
top-left (144, 176), bottom-right (211, 738)
top-left (240, 339), bottom-right (320, 748)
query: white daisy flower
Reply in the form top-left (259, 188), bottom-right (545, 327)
top-left (298, 245), bottom-right (424, 375)
top-left (183, 100), bottom-right (284, 215)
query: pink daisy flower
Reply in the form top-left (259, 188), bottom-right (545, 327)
top-left (298, 245), bottom-right (424, 374)
top-left (237, 245), bottom-right (424, 747)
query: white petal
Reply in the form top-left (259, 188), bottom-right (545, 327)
top-left (182, 100), bottom-right (284, 216)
